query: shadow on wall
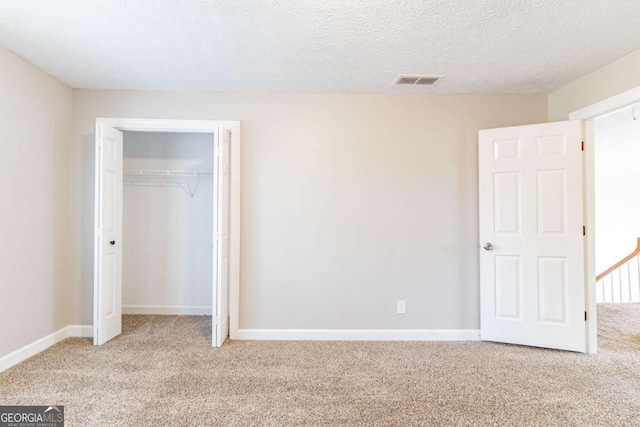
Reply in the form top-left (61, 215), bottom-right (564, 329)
top-left (81, 134), bottom-right (95, 324)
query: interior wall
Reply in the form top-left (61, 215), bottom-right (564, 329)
top-left (71, 90), bottom-right (547, 331)
top-left (548, 47), bottom-right (640, 121)
top-left (122, 132), bottom-right (214, 313)
top-left (594, 106), bottom-right (640, 274)
top-left (0, 46), bottom-right (72, 358)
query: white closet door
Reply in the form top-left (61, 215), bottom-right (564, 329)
top-left (93, 124), bottom-right (124, 345)
top-left (213, 128), bottom-right (231, 347)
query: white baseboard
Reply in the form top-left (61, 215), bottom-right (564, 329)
top-left (0, 325), bottom-right (92, 374)
top-left (0, 325), bottom-right (480, 373)
top-left (234, 328), bottom-right (481, 341)
top-left (122, 305), bottom-right (212, 315)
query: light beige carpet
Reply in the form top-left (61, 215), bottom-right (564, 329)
top-left (1, 304), bottom-right (640, 426)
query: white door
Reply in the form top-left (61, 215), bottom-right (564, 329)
top-left (213, 128), bottom-right (231, 347)
top-left (479, 120), bottom-right (586, 352)
top-left (93, 124), bottom-right (123, 345)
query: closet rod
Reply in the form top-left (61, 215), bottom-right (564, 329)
top-left (123, 169), bottom-right (213, 177)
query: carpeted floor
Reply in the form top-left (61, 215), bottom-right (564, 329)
top-left (1, 305), bottom-right (640, 426)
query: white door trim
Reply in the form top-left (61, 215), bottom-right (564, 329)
top-left (94, 118), bottom-right (241, 344)
top-left (569, 85), bottom-right (640, 354)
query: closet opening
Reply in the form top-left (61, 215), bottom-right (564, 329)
top-left (93, 118), bottom-right (240, 348)
top-left (122, 131), bottom-right (214, 318)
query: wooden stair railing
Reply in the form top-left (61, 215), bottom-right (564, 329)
top-left (596, 238), bottom-right (640, 303)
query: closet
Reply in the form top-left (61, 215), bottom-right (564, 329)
top-left (121, 131), bottom-right (214, 317)
top-left (94, 119), bottom-right (236, 348)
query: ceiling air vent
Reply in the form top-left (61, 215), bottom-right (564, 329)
top-left (393, 75), bottom-right (443, 86)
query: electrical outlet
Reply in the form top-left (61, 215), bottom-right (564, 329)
top-left (397, 300), bottom-right (407, 314)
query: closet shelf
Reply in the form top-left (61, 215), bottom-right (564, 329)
top-left (123, 170), bottom-right (213, 197)
top-left (124, 170), bottom-right (214, 178)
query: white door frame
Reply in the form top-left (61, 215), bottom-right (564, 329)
top-left (569, 85), bottom-right (640, 354)
top-left (94, 118), bottom-right (242, 342)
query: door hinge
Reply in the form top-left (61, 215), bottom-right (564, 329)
top-left (584, 311), bottom-right (587, 321)
top-left (581, 141), bottom-right (584, 151)
top-left (583, 226), bottom-right (586, 236)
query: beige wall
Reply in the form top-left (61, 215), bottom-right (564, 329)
top-left (0, 47), bottom-right (73, 357)
top-left (71, 90), bottom-right (547, 330)
top-left (549, 48), bottom-right (640, 121)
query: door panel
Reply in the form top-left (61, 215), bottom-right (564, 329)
top-left (537, 170), bottom-right (567, 234)
top-left (538, 257), bottom-right (568, 323)
top-left (495, 255), bottom-right (522, 320)
top-left (94, 124), bottom-right (123, 345)
top-left (479, 120), bottom-right (585, 352)
top-left (494, 172), bottom-right (521, 234)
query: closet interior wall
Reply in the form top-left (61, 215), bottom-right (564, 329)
top-left (122, 131), bottom-right (214, 315)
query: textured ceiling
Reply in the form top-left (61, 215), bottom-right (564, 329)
top-left (1, 0), bottom-right (640, 93)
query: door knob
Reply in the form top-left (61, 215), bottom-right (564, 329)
top-left (110, 240), bottom-right (116, 245)
top-left (483, 242), bottom-right (493, 251)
